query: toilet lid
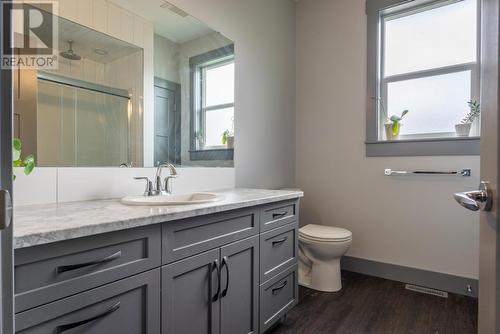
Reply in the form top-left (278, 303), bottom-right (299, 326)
top-left (299, 224), bottom-right (352, 242)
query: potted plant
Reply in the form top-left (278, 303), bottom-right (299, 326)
top-left (221, 129), bottom-right (234, 149)
top-left (385, 110), bottom-right (409, 140)
top-left (373, 97), bottom-right (409, 140)
top-left (455, 100), bottom-right (480, 137)
top-left (194, 130), bottom-right (205, 149)
top-left (12, 138), bottom-right (35, 180)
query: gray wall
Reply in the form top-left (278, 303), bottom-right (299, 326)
top-left (154, 34), bottom-right (180, 84)
top-left (169, 0), bottom-right (296, 188)
top-left (295, 0), bottom-right (480, 279)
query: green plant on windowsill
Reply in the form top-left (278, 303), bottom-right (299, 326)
top-left (455, 100), bottom-right (480, 137)
top-left (221, 129), bottom-right (234, 148)
top-left (388, 110), bottom-right (409, 137)
top-left (463, 100), bottom-right (481, 123)
top-left (12, 138), bottom-right (35, 180)
top-left (372, 97), bottom-right (409, 140)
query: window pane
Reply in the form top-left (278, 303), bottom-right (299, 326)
top-left (386, 71), bottom-right (471, 135)
top-left (384, 0), bottom-right (477, 77)
top-left (205, 62), bottom-right (234, 107)
top-left (205, 107), bottom-right (234, 147)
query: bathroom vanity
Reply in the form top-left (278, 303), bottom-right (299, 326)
top-left (13, 189), bottom-right (302, 334)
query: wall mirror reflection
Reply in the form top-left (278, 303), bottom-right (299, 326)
top-left (14, 1), bottom-right (234, 168)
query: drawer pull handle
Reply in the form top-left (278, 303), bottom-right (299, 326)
top-left (272, 280), bottom-right (288, 295)
top-left (272, 237), bottom-right (288, 246)
top-left (272, 212), bottom-right (288, 219)
top-left (221, 256), bottom-right (230, 297)
top-left (211, 260), bottom-right (221, 302)
top-left (55, 302), bottom-right (120, 333)
top-left (56, 251), bottom-right (122, 274)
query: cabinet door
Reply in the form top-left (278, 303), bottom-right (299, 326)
top-left (220, 236), bottom-right (259, 334)
top-left (162, 249), bottom-right (220, 334)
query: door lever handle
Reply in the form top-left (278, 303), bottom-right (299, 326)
top-left (0, 190), bottom-right (12, 230)
top-left (453, 181), bottom-right (492, 212)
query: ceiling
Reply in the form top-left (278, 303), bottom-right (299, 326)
top-left (57, 17), bottom-right (141, 63)
top-left (109, 0), bottom-right (215, 44)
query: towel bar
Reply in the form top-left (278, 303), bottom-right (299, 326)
top-left (384, 169), bottom-right (471, 177)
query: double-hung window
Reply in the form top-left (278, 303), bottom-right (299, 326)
top-left (201, 59), bottom-right (234, 148)
top-left (366, 0), bottom-right (480, 156)
top-left (190, 45), bottom-right (234, 161)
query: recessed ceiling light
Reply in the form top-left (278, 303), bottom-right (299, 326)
top-left (94, 48), bottom-right (108, 56)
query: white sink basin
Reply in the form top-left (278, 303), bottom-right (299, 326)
top-left (121, 192), bottom-right (223, 206)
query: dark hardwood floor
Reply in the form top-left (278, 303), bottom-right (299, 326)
top-left (269, 271), bottom-right (478, 334)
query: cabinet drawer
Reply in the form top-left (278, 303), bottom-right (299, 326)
top-left (260, 200), bottom-right (298, 231)
top-left (260, 222), bottom-right (298, 283)
top-left (260, 264), bottom-right (298, 333)
top-left (15, 269), bottom-right (161, 334)
top-left (162, 207), bottom-right (259, 264)
top-left (15, 225), bottom-right (161, 312)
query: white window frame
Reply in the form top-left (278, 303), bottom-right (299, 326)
top-left (200, 57), bottom-right (235, 149)
top-left (366, 0), bottom-right (481, 156)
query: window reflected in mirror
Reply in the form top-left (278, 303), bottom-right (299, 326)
top-left (190, 44), bottom-right (234, 161)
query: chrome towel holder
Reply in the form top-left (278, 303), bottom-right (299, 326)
top-left (384, 168), bottom-right (472, 177)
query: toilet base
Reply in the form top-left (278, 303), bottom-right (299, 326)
top-left (298, 234), bottom-right (351, 293)
top-left (298, 265), bottom-right (312, 288)
top-left (310, 258), bottom-right (342, 292)
top-left (298, 245), bottom-right (312, 288)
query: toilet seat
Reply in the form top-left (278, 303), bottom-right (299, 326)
top-left (299, 224), bottom-right (352, 243)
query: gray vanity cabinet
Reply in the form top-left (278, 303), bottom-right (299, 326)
top-left (14, 197), bottom-right (301, 334)
top-left (162, 235), bottom-right (259, 334)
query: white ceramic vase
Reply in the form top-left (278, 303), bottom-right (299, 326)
top-left (226, 136), bottom-right (234, 149)
top-left (384, 123), bottom-right (401, 141)
top-left (455, 123), bottom-right (472, 137)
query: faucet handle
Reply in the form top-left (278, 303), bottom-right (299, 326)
top-left (164, 175), bottom-right (177, 195)
top-left (134, 177), bottom-right (154, 197)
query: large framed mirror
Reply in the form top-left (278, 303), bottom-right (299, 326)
top-left (14, 1), bottom-right (234, 168)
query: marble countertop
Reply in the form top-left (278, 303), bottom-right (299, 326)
top-left (13, 188), bottom-right (303, 249)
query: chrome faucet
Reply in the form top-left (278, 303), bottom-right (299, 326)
top-left (164, 167), bottom-right (178, 195)
top-left (134, 162), bottom-right (178, 197)
top-left (134, 177), bottom-right (155, 196)
top-left (155, 162), bottom-right (178, 195)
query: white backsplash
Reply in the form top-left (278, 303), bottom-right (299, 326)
top-left (13, 167), bottom-right (235, 207)
top-left (13, 168), bottom-right (58, 206)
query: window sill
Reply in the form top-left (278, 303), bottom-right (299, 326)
top-left (366, 136), bottom-right (480, 157)
top-left (189, 148), bottom-right (234, 161)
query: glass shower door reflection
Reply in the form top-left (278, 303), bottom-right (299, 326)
top-left (75, 88), bottom-right (129, 166)
top-left (37, 79), bottom-right (130, 167)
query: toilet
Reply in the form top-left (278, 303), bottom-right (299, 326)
top-left (298, 224), bottom-right (352, 292)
